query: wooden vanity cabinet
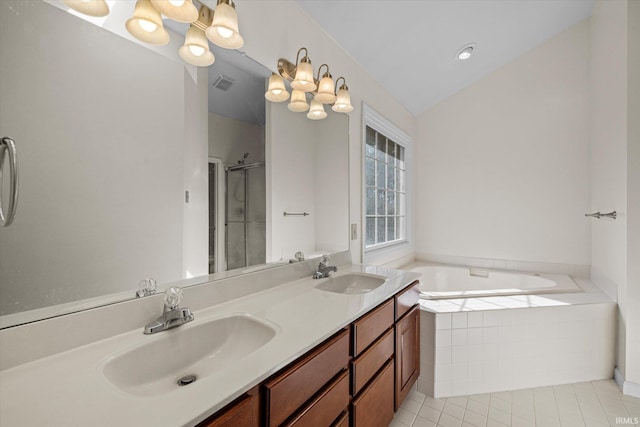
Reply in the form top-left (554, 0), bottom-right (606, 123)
top-left (263, 329), bottom-right (350, 427)
top-left (394, 282), bottom-right (421, 410)
top-left (197, 386), bottom-right (260, 427)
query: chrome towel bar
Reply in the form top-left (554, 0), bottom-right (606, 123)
top-left (283, 212), bottom-right (310, 217)
top-left (0, 136), bottom-right (19, 227)
top-left (585, 211), bottom-right (617, 220)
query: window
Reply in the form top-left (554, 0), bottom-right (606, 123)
top-left (363, 104), bottom-right (411, 259)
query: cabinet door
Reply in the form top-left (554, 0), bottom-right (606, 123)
top-left (198, 387), bottom-right (259, 427)
top-left (395, 305), bottom-right (420, 410)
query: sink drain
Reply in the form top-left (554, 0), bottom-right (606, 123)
top-left (177, 374), bottom-right (197, 386)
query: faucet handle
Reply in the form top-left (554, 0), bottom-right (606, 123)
top-left (163, 287), bottom-right (183, 310)
top-left (136, 277), bottom-right (157, 298)
top-left (320, 253), bottom-right (331, 265)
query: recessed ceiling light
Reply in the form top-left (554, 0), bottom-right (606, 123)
top-left (456, 43), bottom-right (477, 61)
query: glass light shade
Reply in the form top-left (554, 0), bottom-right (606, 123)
top-left (307, 100), bottom-right (327, 120)
top-left (179, 26), bottom-right (215, 67)
top-left (332, 87), bottom-right (353, 113)
top-left (288, 89), bottom-right (309, 113)
top-left (265, 74), bottom-right (290, 102)
top-left (291, 60), bottom-right (316, 92)
top-left (314, 76), bottom-right (336, 104)
top-left (205, 2), bottom-right (244, 49)
top-left (150, 0), bottom-right (198, 23)
top-left (64, 0), bottom-right (110, 17)
top-left (126, 0), bottom-right (170, 45)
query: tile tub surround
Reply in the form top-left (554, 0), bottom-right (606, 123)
top-left (0, 264), bottom-right (420, 427)
top-left (417, 278), bottom-right (616, 398)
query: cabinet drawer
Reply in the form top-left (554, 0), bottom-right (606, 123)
top-left (395, 281), bottom-right (420, 321)
top-left (352, 299), bottom-right (394, 357)
top-left (197, 387), bottom-right (259, 427)
top-left (264, 329), bottom-right (350, 427)
top-left (284, 370), bottom-right (349, 427)
top-left (351, 328), bottom-right (394, 396)
top-left (351, 359), bottom-right (395, 427)
top-left (333, 412), bottom-right (349, 427)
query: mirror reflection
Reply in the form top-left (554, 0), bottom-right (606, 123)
top-left (0, 0), bottom-right (349, 327)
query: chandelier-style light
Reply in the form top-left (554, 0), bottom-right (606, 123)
top-left (67, 0), bottom-right (245, 68)
top-left (265, 47), bottom-right (353, 120)
top-left (64, 0), bottom-right (110, 17)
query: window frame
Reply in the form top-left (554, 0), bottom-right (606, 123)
top-left (361, 104), bottom-right (412, 262)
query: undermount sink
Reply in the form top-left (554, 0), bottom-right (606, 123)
top-left (314, 273), bottom-right (387, 294)
top-left (102, 314), bottom-right (277, 397)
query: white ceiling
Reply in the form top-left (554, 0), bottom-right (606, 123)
top-left (296, 0), bottom-right (595, 116)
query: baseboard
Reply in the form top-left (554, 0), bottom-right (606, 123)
top-left (614, 367), bottom-right (640, 398)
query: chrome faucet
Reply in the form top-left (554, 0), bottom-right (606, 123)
top-left (313, 254), bottom-right (337, 279)
top-left (143, 287), bottom-right (194, 334)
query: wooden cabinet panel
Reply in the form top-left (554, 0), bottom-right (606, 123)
top-left (395, 281), bottom-right (420, 321)
top-left (351, 328), bottom-right (394, 396)
top-left (351, 360), bottom-right (395, 427)
top-left (333, 412), bottom-right (349, 427)
top-left (352, 299), bottom-right (394, 357)
top-left (197, 387), bottom-right (259, 427)
top-left (264, 329), bottom-right (350, 427)
top-left (395, 305), bottom-right (420, 410)
top-left (284, 370), bottom-right (349, 427)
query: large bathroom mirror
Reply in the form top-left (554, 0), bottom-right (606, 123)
top-left (0, 0), bottom-right (350, 327)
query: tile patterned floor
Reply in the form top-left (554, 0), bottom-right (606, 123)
top-left (393, 380), bottom-right (640, 427)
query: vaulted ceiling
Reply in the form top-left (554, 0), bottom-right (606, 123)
top-left (296, 0), bottom-right (595, 116)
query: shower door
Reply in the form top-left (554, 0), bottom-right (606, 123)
top-left (225, 163), bottom-right (266, 270)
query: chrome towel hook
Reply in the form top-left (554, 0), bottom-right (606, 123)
top-left (0, 136), bottom-right (19, 227)
top-left (585, 211), bottom-right (617, 220)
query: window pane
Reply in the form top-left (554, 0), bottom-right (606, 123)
top-left (387, 217), bottom-right (395, 241)
top-left (376, 134), bottom-right (387, 163)
top-left (387, 191), bottom-right (395, 215)
top-left (397, 168), bottom-right (405, 193)
top-left (365, 126), bottom-right (375, 158)
top-left (366, 217), bottom-right (376, 247)
top-left (396, 216), bottom-right (405, 240)
top-left (366, 188), bottom-right (375, 215)
top-left (387, 164), bottom-right (395, 190)
top-left (388, 140), bottom-right (398, 161)
top-left (397, 145), bottom-right (405, 170)
top-left (376, 217), bottom-right (386, 244)
top-left (365, 157), bottom-right (375, 187)
top-left (397, 192), bottom-right (405, 216)
top-left (376, 190), bottom-right (386, 215)
top-left (376, 161), bottom-right (386, 189)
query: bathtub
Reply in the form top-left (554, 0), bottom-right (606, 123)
top-left (407, 263), bottom-right (581, 299)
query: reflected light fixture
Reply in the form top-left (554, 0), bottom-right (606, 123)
top-left (314, 64), bottom-right (336, 104)
top-left (307, 100), bottom-right (327, 120)
top-left (265, 73), bottom-right (290, 102)
top-left (332, 77), bottom-right (353, 113)
top-left (179, 25), bottom-right (215, 66)
top-left (126, 0), bottom-right (170, 45)
top-left (205, 0), bottom-right (244, 49)
top-left (150, 0), bottom-right (198, 23)
top-left (63, 0), bottom-right (110, 17)
top-left (288, 89), bottom-right (310, 113)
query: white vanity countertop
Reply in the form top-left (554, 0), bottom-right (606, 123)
top-left (0, 264), bottom-right (420, 427)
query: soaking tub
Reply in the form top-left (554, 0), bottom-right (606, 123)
top-left (407, 263), bottom-right (581, 299)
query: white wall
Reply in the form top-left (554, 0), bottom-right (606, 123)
top-left (0, 1), bottom-right (198, 314)
top-left (626, 0), bottom-right (640, 390)
top-left (414, 20), bottom-right (591, 266)
top-left (208, 113), bottom-right (265, 165)
top-left (266, 102), bottom-right (349, 261)
top-left (235, 0), bottom-right (416, 264)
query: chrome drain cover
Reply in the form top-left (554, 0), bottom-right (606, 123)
top-left (177, 375), bottom-right (197, 386)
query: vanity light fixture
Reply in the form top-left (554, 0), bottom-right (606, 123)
top-left (150, 0), bottom-right (198, 23)
top-left (265, 47), bottom-right (353, 119)
top-left (332, 77), bottom-right (353, 113)
top-left (456, 43), bottom-right (477, 60)
top-left (63, 0), bottom-right (110, 17)
top-left (307, 99), bottom-right (327, 120)
top-left (265, 73), bottom-right (290, 102)
top-left (205, 0), bottom-right (244, 49)
top-left (126, 0), bottom-right (170, 45)
top-left (179, 25), bottom-right (215, 66)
